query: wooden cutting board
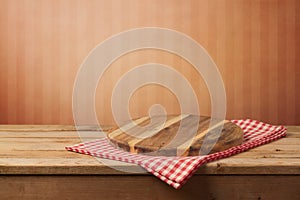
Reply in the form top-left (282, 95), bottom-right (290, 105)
top-left (107, 115), bottom-right (244, 156)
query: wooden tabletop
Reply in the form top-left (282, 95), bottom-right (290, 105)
top-left (0, 125), bottom-right (299, 175)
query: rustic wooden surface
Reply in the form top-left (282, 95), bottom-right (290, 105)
top-left (107, 115), bottom-right (244, 156)
top-left (0, 175), bottom-right (299, 200)
top-left (0, 125), bottom-right (299, 199)
top-left (0, 125), bottom-right (299, 175)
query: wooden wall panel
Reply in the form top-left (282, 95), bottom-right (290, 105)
top-left (0, 0), bottom-right (299, 125)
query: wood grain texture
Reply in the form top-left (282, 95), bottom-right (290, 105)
top-left (0, 125), bottom-right (112, 132)
top-left (107, 115), bottom-right (244, 156)
top-left (0, 125), bottom-right (299, 175)
top-left (0, 176), bottom-right (299, 200)
top-left (0, 0), bottom-right (299, 125)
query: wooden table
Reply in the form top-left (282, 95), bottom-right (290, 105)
top-left (0, 125), bottom-right (299, 200)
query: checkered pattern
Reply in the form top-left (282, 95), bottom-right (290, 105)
top-left (65, 119), bottom-right (286, 189)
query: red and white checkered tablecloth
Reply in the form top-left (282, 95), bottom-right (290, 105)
top-left (65, 119), bottom-right (287, 189)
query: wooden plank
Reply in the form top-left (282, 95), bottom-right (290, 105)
top-left (2, 145), bottom-right (300, 159)
top-left (0, 141), bottom-right (79, 151)
top-left (0, 158), bottom-right (142, 175)
top-left (0, 175), bottom-right (299, 200)
top-left (0, 130), bottom-right (110, 138)
top-left (286, 132), bottom-right (300, 138)
top-left (0, 150), bottom-right (95, 158)
top-left (1, 141), bottom-right (299, 153)
top-left (0, 125), bottom-right (113, 132)
top-left (232, 151), bottom-right (300, 158)
top-left (0, 131), bottom-right (298, 143)
top-left (244, 144), bottom-right (300, 152)
top-left (204, 158), bottom-right (300, 174)
top-left (287, 126), bottom-right (300, 132)
top-left (1, 149), bottom-right (300, 159)
top-left (0, 137), bottom-right (300, 150)
top-left (0, 131), bottom-right (105, 138)
top-left (0, 124), bottom-right (297, 132)
top-left (267, 138), bottom-right (300, 145)
top-left (0, 157), bottom-right (299, 175)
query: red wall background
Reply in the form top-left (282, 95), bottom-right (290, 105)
top-left (0, 0), bottom-right (299, 125)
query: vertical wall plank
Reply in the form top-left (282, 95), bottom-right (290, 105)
top-left (0, 0), bottom-right (8, 123)
top-left (295, 0), bottom-right (300, 124)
